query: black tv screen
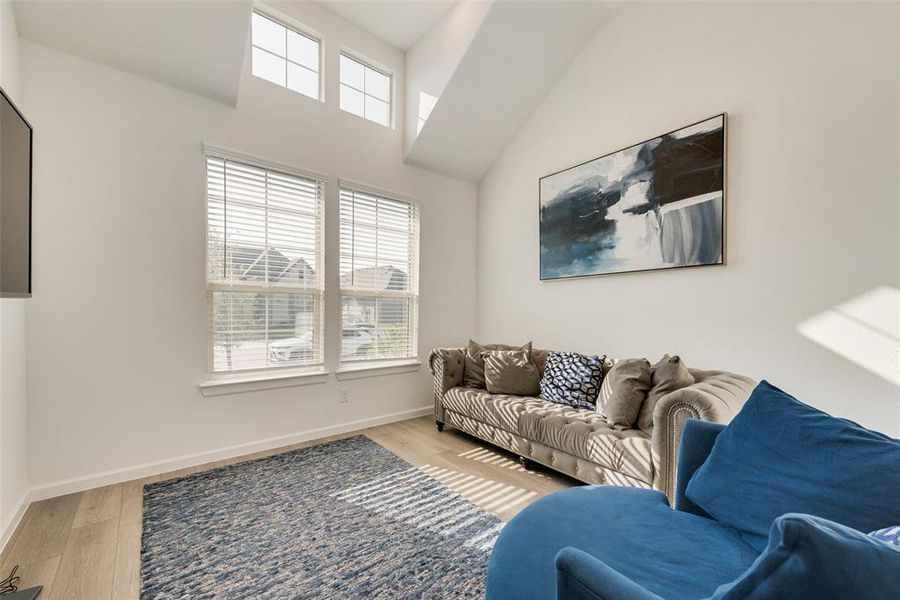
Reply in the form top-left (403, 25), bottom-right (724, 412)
top-left (0, 86), bottom-right (31, 297)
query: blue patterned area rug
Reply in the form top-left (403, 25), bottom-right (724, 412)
top-left (141, 435), bottom-right (503, 599)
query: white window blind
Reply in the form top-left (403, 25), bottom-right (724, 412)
top-left (339, 186), bottom-right (419, 363)
top-left (339, 53), bottom-right (391, 127)
top-left (251, 11), bottom-right (320, 100)
top-left (206, 153), bottom-right (324, 374)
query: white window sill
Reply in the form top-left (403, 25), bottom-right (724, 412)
top-left (335, 359), bottom-right (422, 380)
top-left (199, 368), bottom-right (330, 397)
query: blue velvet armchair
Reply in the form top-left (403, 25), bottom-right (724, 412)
top-left (553, 419), bottom-right (729, 600)
top-left (487, 420), bottom-right (747, 600)
top-left (487, 382), bottom-right (900, 600)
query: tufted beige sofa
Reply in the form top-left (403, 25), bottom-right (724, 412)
top-left (428, 347), bottom-right (755, 501)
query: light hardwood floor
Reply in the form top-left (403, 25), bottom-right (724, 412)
top-left (0, 416), bottom-right (577, 599)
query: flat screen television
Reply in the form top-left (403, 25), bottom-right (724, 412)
top-left (0, 86), bottom-right (31, 298)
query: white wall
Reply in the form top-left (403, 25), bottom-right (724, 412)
top-left (477, 2), bottom-right (900, 434)
top-left (22, 1), bottom-right (477, 489)
top-left (0, 0), bottom-right (27, 545)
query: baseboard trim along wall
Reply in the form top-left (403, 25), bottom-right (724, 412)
top-left (0, 491), bottom-right (32, 557)
top-left (1, 405), bottom-right (432, 553)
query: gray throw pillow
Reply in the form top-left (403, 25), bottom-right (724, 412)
top-left (483, 349), bottom-right (541, 396)
top-left (598, 358), bottom-right (651, 430)
top-left (637, 354), bottom-right (695, 432)
top-left (463, 340), bottom-right (531, 388)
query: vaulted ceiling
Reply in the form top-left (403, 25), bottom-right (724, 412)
top-left (12, 0), bottom-right (614, 183)
top-left (317, 1), bottom-right (455, 50)
top-left (405, 1), bottom-right (616, 182)
top-left (13, 0), bottom-right (252, 106)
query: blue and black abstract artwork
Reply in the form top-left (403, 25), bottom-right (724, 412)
top-left (539, 115), bottom-right (725, 279)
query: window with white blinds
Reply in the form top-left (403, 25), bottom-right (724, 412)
top-left (206, 153), bottom-right (324, 374)
top-left (339, 187), bottom-right (419, 363)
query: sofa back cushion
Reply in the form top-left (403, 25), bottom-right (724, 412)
top-left (709, 513), bottom-right (900, 600)
top-left (463, 340), bottom-right (531, 388)
top-left (637, 354), bottom-right (695, 433)
top-left (484, 349), bottom-right (542, 396)
top-left (532, 349), bottom-right (549, 374)
top-left (597, 358), bottom-right (651, 430)
top-left (686, 380), bottom-right (900, 552)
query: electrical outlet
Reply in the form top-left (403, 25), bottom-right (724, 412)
top-left (339, 388), bottom-right (350, 403)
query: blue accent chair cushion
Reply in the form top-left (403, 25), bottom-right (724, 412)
top-left (487, 386), bottom-right (900, 600)
top-left (685, 380), bottom-right (900, 551)
top-left (539, 351), bottom-right (606, 409)
top-left (709, 513), bottom-right (900, 599)
top-left (673, 419), bottom-right (723, 518)
top-left (486, 486), bottom-right (759, 600)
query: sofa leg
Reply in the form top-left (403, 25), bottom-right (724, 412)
top-left (519, 456), bottom-right (535, 470)
top-left (436, 420), bottom-right (445, 432)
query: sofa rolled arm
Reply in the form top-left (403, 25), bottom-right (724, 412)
top-left (428, 347), bottom-right (466, 423)
top-left (651, 371), bottom-right (755, 502)
top-left (556, 547), bottom-right (664, 600)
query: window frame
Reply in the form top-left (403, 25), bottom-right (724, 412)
top-left (204, 144), bottom-right (327, 378)
top-left (338, 50), bottom-right (394, 128)
top-left (416, 91), bottom-right (438, 136)
top-left (250, 8), bottom-right (323, 101)
top-left (338, 181), bottom-right (420, 365)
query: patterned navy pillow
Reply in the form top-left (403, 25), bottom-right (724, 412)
top-left (868, 526), bottom-right (900, 547)
top-left (539, 351), bottom-right (606, 410)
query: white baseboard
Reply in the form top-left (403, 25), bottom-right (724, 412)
top-left (27, 405), bottom-right (433, 503)
top-left (0, 490), bottom-right (34, 557)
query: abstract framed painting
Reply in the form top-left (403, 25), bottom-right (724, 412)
top-left (539, 114), bottom-right (726, 280)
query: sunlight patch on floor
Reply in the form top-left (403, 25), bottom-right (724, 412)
top-left (330, 465), bottom-right (505, 548)
top-left (456, 447), bottom-right (549, 479)
top-left (419, 464), bottom-right (539, 516)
